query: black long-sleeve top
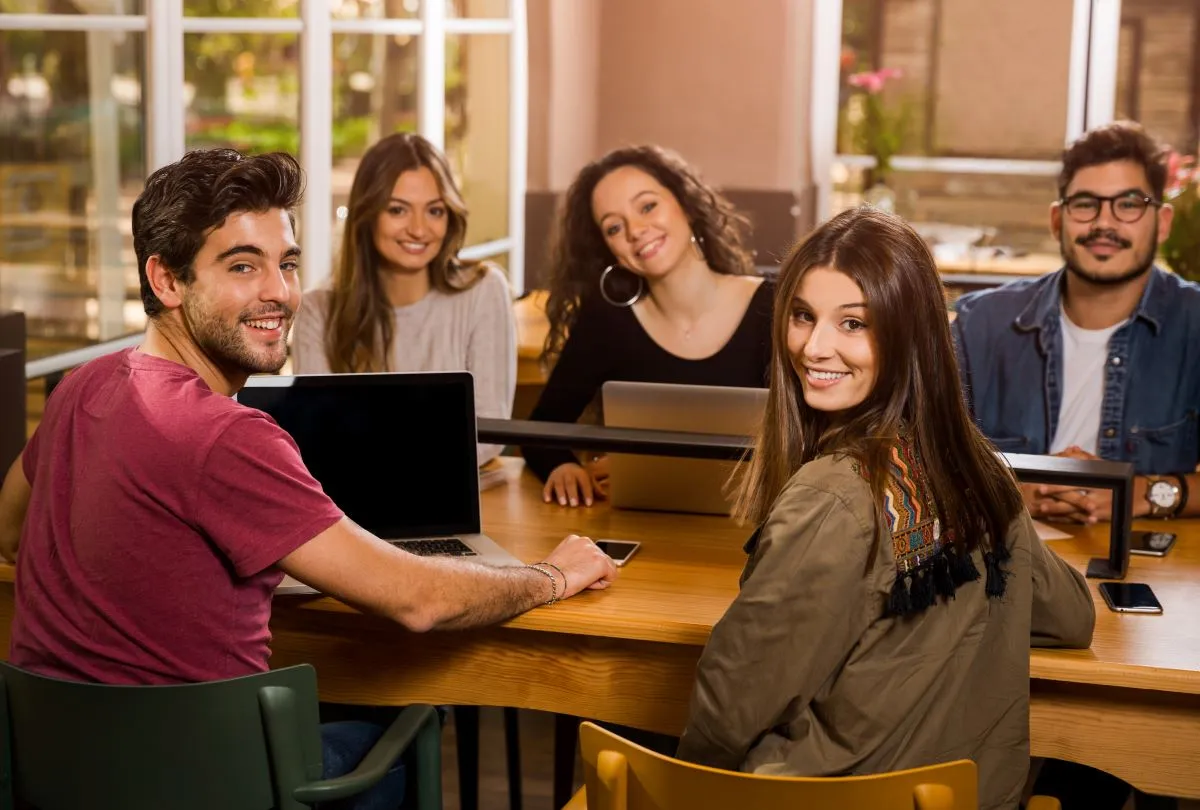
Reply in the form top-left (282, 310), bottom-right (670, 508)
top-left (522, 280), bottom-right (775, 481)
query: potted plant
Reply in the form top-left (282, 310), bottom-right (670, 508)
top-left (846, 67), bottom-right (909, 212)
top-left (1162, 146), bottom-right (1199, 281)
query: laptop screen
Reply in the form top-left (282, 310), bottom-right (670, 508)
top-left (237, 372), bottom-right (480, 539)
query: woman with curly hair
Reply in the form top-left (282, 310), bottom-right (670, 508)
top-left (524, 145), bottom-right (773, 507)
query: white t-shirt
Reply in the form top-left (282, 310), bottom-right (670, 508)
top-left (1049, 306), bottom-right (1125, 455)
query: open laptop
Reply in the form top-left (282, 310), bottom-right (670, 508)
top-left (237, 371), bottom-right (522, 594)
top-left (601, 381), bottom-right (767, 516)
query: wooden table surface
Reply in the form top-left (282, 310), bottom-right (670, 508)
top-left (0, 459), bottom-right (1196, 796)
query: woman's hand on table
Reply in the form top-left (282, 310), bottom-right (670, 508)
top-left (543, 461), bottom-right (609, 508)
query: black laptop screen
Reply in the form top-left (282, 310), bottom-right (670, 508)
top-left (237, 372), bottom-right (480, 539)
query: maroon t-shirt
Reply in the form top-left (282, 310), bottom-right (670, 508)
top-left (11, 349), bottom-right (343, 684)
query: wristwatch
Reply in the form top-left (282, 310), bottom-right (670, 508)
top-left (1146, 475), bottom-right (1187, 518)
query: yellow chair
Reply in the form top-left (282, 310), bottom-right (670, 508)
top-left (563, 722), bottom-right (1061, 810)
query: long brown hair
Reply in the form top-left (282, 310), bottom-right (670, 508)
top-left (541, 145), bottom-right (755, 366)
top-left (734, 207), bottom-right (1022, 565)
top-left (325, 133), bottom-right (487, 372)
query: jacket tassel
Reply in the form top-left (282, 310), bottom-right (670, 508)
top-left (984, 543), bottom-right (1011, 598)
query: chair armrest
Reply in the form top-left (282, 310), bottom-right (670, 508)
top-left (1026, 797), bottom-right (1061, 810)
top-left (562, 787), bottom-right (588, 810)
top-left (292, 704), bottom-right (438, 804)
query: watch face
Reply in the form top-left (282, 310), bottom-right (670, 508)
top-left (1149, 481), bottom-right (1178, 508)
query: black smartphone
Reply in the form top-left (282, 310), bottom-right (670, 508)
top-left (1099, 582), bottom-right (1163, 614)
top-left (594, 539), bottom-right (641, 566)
top-left (1129, 531), bottom-right (1177, 557)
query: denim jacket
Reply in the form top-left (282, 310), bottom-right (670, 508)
top-left (952, 267), bottom-right (1200, 476)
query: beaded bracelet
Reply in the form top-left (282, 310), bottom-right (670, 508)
top-left (527, 563), bottom-right (559, 605)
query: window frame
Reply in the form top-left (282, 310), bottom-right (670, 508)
top-left (809, 0), bottom-right (1123, 222)
top-left (0, 0), bottom-right (529, 292)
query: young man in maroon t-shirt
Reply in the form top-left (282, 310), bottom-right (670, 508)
top-left (0, 149), bottom-right (616, 806)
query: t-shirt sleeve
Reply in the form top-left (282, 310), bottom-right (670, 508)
top-left (21, 424), bottom-right (40, 483)
top-left (292, 288), bottom-right (332, 374)
top-left (467, 267), bottom-right (517, 465)
top-left (193, 413), bottom-right (344, 577)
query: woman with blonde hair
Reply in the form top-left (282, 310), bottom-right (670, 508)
top-left (677, 207), bottom-right (1095, 810)
top-left (293, 133), bottom-right (515, 464)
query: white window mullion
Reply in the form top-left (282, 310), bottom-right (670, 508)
top-left (300, 0), bottom-right (333, 290)
top-left (419, 0), bottom-right (447, 149)
top-left (1065, 0), bottom-right (1094, 141)
top-left (145, 0), bottom-right (184, 171)
top-left (810, 0), bottom-right (844, 224)
top-left (1085, 0), bottom-right (1123, 130)
top-left (508, 0), bottom-right (528, 293)
top-left (443, 18), bottom-right (513, 35)
top-left (0, 13), bottom-right (144, 31)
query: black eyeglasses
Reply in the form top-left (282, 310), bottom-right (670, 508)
top-left (1060, 192), bottom-right (1162, 224)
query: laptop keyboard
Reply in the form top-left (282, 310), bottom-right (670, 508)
top-left (390, 538), bottom-right (478, 557)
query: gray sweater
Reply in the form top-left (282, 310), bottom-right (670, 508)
top-left (291, 265), bottom-right (516, 464)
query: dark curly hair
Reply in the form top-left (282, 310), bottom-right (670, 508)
top-left (1058, 120), bottom-right (1169, 200)
top-left (541, 145), bottom-right (755, 365)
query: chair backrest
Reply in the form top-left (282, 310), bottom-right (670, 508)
top-left (578, 722), bottom-right (979, 810)
top-left (0, 662), bottom-right (324, 810)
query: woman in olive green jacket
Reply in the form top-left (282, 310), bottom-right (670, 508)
top-left (677, 207), bottom-right (1095, 810)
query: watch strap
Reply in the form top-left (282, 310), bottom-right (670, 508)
top-left (1173, 474), bottom-right (1189, 518)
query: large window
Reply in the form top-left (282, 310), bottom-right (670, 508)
top-left (814, 0), bottom-right (1199, 263)
top-left (0, 0), bottom-right (527, 359)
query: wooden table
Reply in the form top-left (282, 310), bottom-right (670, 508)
top-left (1, 460), bottom-right (1197, 797)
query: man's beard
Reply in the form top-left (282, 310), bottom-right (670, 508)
top-left (182, 294), bottom-right (292, 376)
top-left (1062, 222), bottom-right (1157, 287)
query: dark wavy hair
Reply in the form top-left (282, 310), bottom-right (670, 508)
top-left (541, 145), bottom-right (755, 365)
top-left (1058, 120), bottom-right (1170, 200)
top-left (734, 207), bottom-right (1022, 571)
top-left (133, 149), bottom-right (305, 318)
top-left (324, 133), bottom-right (488, 373)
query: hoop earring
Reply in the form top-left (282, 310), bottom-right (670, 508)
top-left (690, 232), bottom-right (706, 261)
top-left (599, 264), bottom-right (644, 308)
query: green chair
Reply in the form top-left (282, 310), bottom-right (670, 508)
top-left (0, 662), bottom-right (441, 810)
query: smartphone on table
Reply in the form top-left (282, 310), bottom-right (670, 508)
top-left (1098, 582), bottom-right (1163, 614)
top-left (1129, 531), bottom-right (1176, 557)
top-left (594, 539), bottom-right (641, 567)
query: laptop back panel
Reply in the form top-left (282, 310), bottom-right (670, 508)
top-left (238, 372), bottom-right (481, 539)
top-left (602, 381), bottom-right (766, 516)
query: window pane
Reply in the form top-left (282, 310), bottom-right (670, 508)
top-left (1114, 0), bottom-right (1199, 153)
top-left (184, 0), bottom-right (298, 17)
top-left (184, 33), bottom-right (299, 155)
top-left (0, 29), bottom-right (146, 351)
top-left (831, 162), bottom-right (1059, 258)
top-left (0, 0), bottom-right (143, 12)
top-left (332, 0), bottom-right (418, 19)
top-left (838, 0), bottom-right (1075, 160)
top-left (446, 0), bottom-right (507, 18)
top-left (330, 32), bottom-right (419, 257)
top-left (445, 34), bottom-right (508, 247)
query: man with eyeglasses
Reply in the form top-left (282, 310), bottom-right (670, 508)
top-left (953, 121), bottom-right (1191, 810)
top-left (954, 121), bottom-right (1199, 527)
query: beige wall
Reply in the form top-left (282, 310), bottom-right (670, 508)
top-left (934, 0), bottom-right (1073, 159)
top-left (528, 0), bottom-right (813, 194)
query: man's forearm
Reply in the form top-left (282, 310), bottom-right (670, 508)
top-left (419, 559), bottom-right (554, 631)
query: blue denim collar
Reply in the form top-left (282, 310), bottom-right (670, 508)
top-left (1014, 265), bottom-right (1168, 336)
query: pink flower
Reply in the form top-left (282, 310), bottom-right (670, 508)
top-left (1166, 149), bottom-right (1197, 198)
top-left (848, 67), bottom-right (903, 95)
